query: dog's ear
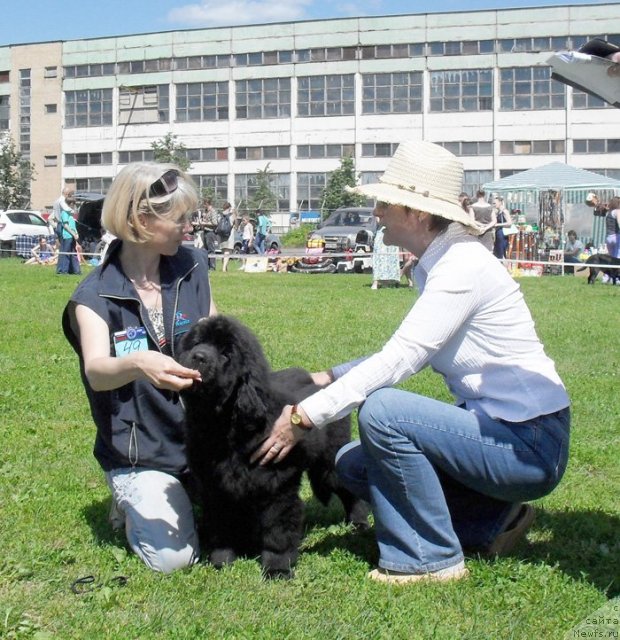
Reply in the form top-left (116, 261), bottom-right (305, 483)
top-left (233, 370), bottom-right (268, 425)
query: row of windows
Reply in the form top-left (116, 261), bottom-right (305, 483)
top-left (62, 34), bottom-right (619, 79)
top-left (63, 67), bottom-right (575, 127)
top-left (71, 169), bottom-right (504, 211)
top-left (66, 138), bottom-right (620, 169)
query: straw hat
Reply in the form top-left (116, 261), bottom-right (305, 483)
top-left (347, 140), bottom-right (484, 234)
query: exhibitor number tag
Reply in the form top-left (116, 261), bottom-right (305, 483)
top-left (113, 327), bottom-right (148, 358)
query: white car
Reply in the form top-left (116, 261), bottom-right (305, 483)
top-left (0, 209), bottom-right (54, 257)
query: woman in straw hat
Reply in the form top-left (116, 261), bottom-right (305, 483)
top-left (253, 140), bottom-right (570, 584)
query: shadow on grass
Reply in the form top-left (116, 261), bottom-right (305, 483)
top-left (302, 502), bottom-right (620, 596)
top-left (81, 497), bottom-right (618, 596)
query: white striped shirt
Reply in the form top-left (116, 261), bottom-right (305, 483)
top-left (302, 223), bottom-right (569, 427)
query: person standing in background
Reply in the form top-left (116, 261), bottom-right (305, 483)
top-left (255, 210), bottom-right (271, 255)
top-left (470, 190), bottom-right (496, 252)
top-left (493, 196), bottom-right (513, 260)
top-left (56, 195), bottom-right (81, 275)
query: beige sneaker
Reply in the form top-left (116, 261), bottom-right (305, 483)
top-left (368, 560), bottom-right (469, 585)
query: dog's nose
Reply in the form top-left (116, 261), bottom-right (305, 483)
top-left (190, 346), bottom-right (213, 366)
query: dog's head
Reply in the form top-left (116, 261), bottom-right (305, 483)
top-left (178, 315), bottom-right (272, 420)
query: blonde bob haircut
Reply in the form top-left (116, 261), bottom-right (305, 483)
top-left (102, 162), bottom-right (199, 243)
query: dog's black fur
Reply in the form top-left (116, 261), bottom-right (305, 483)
top-left (576, 253), bottom-right (620, 284)
top-left (178, 315), bottom-right (369, 578)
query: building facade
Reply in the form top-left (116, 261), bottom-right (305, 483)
top-left (1, 3), bottom-right (619, 215)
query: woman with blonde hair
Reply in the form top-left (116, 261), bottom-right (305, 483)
top-left (62, 162), bottom-right (217, 573)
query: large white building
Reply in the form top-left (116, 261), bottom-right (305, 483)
top-left (1, 2), bottom-right (619, 214)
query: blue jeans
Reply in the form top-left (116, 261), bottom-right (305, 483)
top-left (335, 388), bottom-right (570, 574)
top-left (56, 237), bottom-right (81, 274)
top-left (255, 232), bottom-right (266, 254)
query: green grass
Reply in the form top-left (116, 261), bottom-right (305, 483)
top-left (0, 258), bottom-right (618, 639)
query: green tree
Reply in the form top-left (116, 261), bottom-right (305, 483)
top-left (248, 163), bottom-right (277, 213)
top-left (150, 133), bottom-right (191, 171)
top-left (320, 155), bottom-right (366, 219)
top-left (0, 136), bottom-right (35, 210)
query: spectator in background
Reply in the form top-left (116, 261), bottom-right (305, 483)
top-left (563, 230), bottom-right (584, 274)
top-left (25, 236), bottom-right (58, 265)
top-left (241, 215), bottom-right (254, 254)
top-left (470, 190), bottom-right (496, 252)
top-left (56, 196), bottom-right (81, 275)
top-left (587, 193), bottom-right (620, 257)
top-left (493, 196), bottom-right (514, 260)
top-left (202, 199), bottom-right (220, 270)
top-left (218, 202), bottom-right (236, 272)
top-left (50, 185), bottom-right (75, 227)
top-left (255, 210), bottom-right (271, 255)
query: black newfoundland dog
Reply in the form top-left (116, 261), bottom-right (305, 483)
top-left (576, 254), bottom-right (620, 284)
top-left (178, 315), bottom-right (369, 578)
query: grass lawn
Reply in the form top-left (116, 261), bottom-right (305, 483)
top-left (0, 258), bottom-right (618, 639)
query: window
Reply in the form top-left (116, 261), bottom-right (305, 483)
top-left (436, 141), bottom-right (493, 156)
top-left (572, 89), bottom-right (611, 110)
top-left (184, 148), bottom-right (228, 162)
top-left (44, 66), bottom-right (58, 78)
top-left (235, 146), bottom-right (289, 160)
top-left (296, 47), bottom-right (356, 63)
top-left (297, 173), bottom-right (328, 211)
top-left (119, 85), bottom-right (169, 124)
top-left (193, 175), bottom-right (228, 203)
top-left (75, 177), bottom-right (113, 192)
top-left (65, 89), bottom-right (113, 127)
top-left (118, 149), bottom-right (154, 163)
top-left (64, 63), bottom-right (115, 78)
top-left (297, 144), bottom-right (354, 159)
top-left (297, 74), bottom-right (355, 117)
top-left (362, 72), bottom-right (423, 114)
top-left (176, 82), bottom-right (228, 122)
top-left (44, 155), bottom-right (57, 167)
top-left (361, 143), bottom-right (398, 157)
top-left (235, 173), bottom-right (290, 211)
top-left (361, 43), bottom-right (411, 60)
top-left (45, 104), bottom-right (57, 114)
top-left (0, 71), bottom-right (9, 83)
top-left (463, 170), bottom-right (493, 196)
top-left (174, 54), bottom-right (230, 70)
top-left (65, 152), bottom-right (113, 166)
top-left (573, 139), bottom-right (620, 154)
top-left (236, 78), bottom-right (290, 119)
top-left (430, 69), bottom-right (493, 112)
top-left (500, 66), bottom-right (565, 110)
top-left (234, 51), bottom-right (291, 66)
top-left (0, 95), bottom-right (9, 130)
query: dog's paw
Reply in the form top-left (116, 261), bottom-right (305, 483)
top-left (260, 550), bottom-right (296, 579)
top-left (347, 499), bottom-right (371, 530)
top-left (210, 548), bottom-right (237, 568)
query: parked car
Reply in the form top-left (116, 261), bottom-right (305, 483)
top-left (292, 207), bottom-right (377, 273)
top-left (0, 210), bottom-right (54, 257)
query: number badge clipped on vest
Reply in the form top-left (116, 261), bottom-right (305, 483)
top-left (113, 326), bottom-right (148, 358)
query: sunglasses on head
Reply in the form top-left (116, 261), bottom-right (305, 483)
top-left (148, 169), bottom-right (179, 199)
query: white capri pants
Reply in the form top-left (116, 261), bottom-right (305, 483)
top-left (105, 468), bottom-right (200, 573)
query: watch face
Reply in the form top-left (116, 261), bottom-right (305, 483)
top-left (291, 412), bottom-right (302, 425)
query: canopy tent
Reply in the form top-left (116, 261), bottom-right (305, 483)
top-left (483, 163), bottom-right (620, 250)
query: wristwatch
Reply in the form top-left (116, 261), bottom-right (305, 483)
top-left (290, 404), bottom-right (312, 430)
